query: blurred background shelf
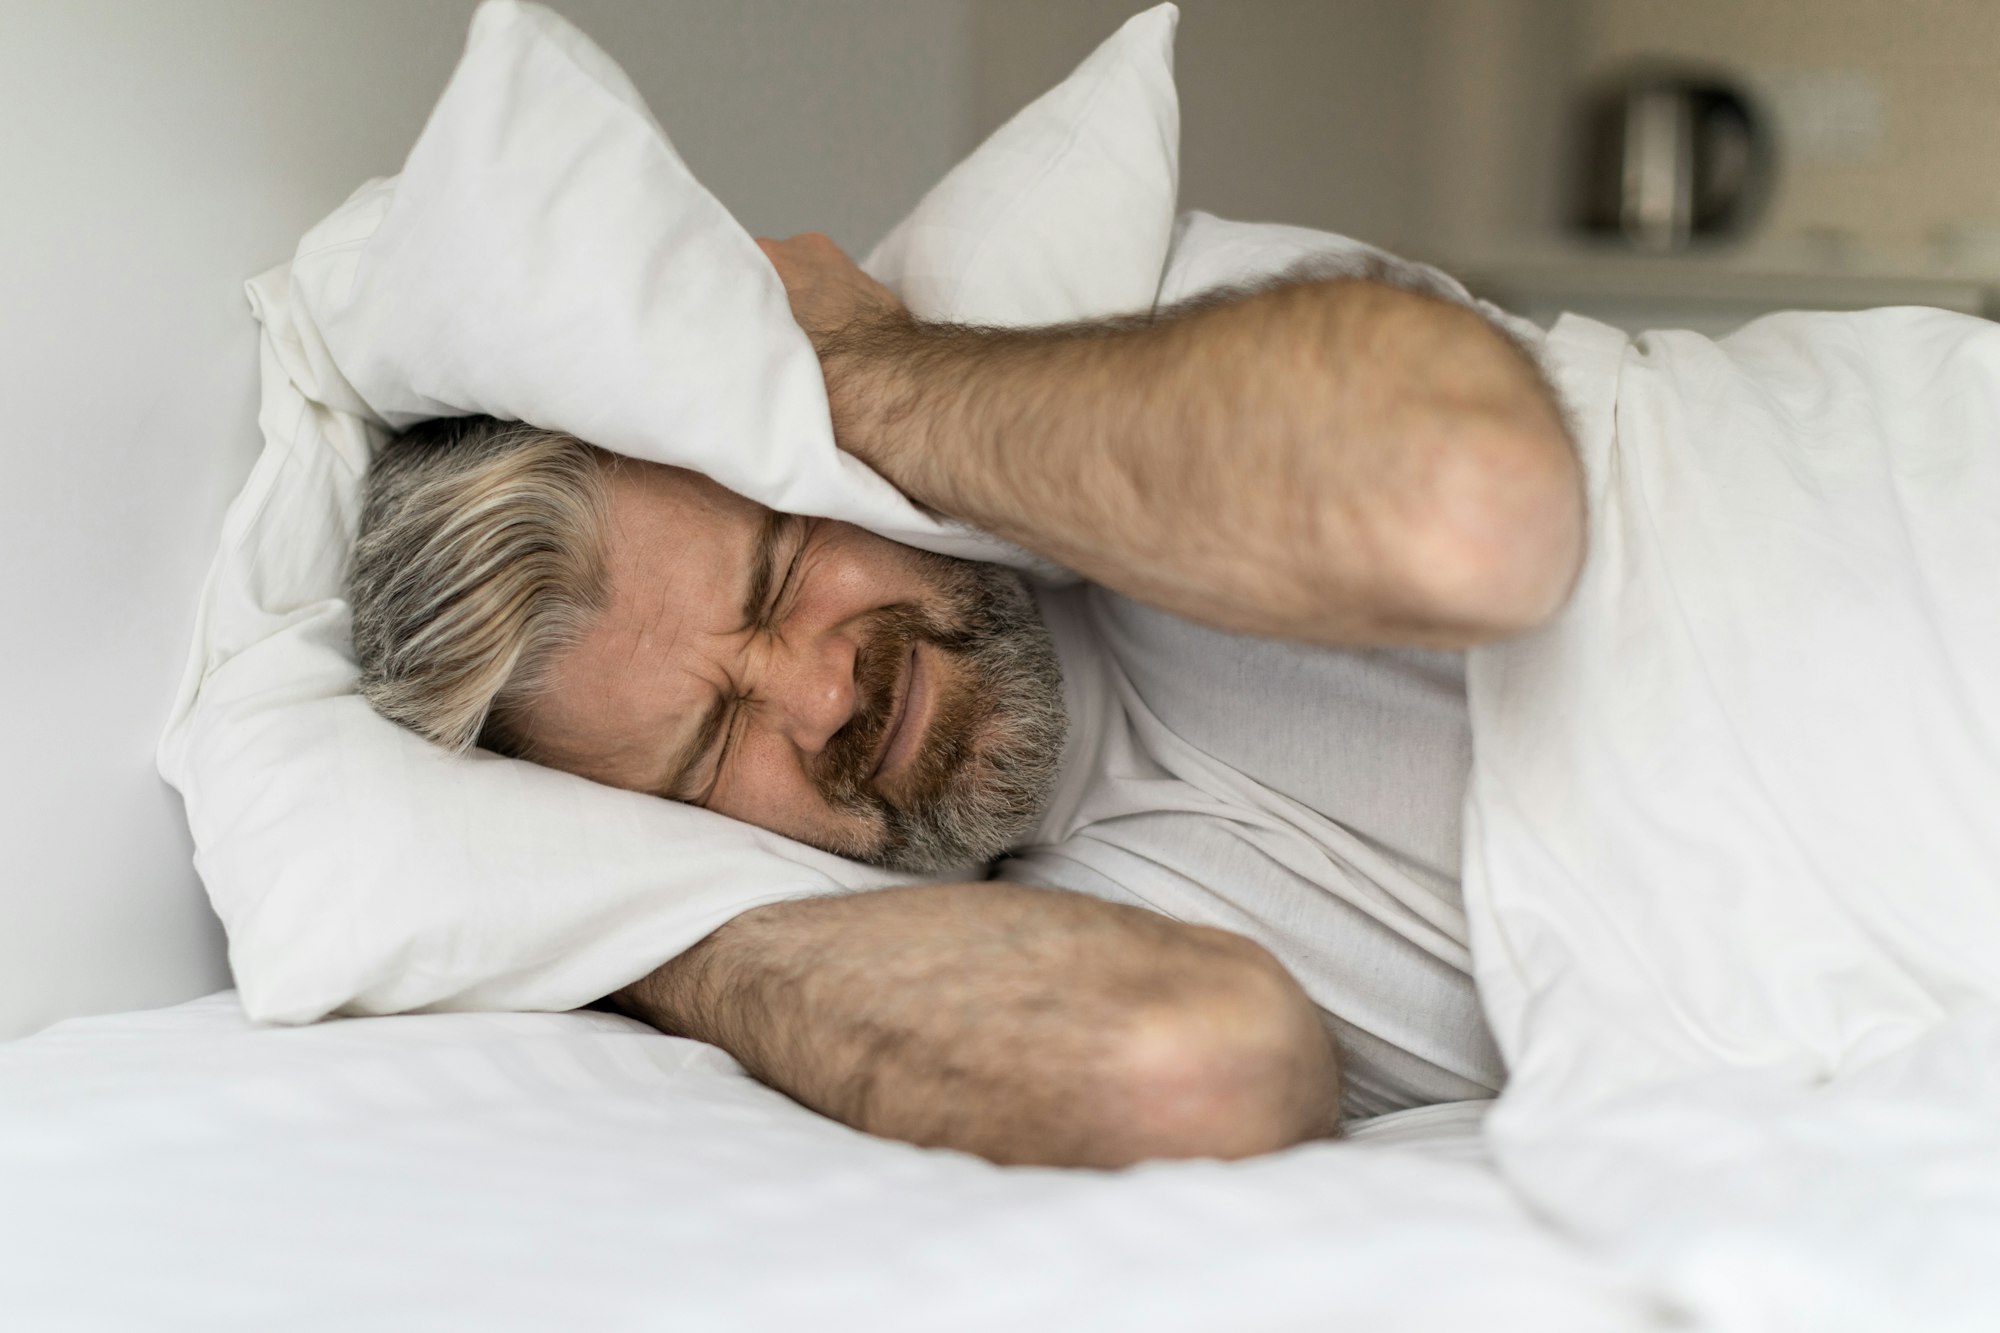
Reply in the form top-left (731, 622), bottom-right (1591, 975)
top-left (989, 0), bottom-right (2000, 338)
top-left (1457, 250), bottom-right (1997, 337)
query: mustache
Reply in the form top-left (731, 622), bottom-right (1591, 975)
top-left (809, 604), bottom-right (961, 807)
top-left (791, 552), bottom-right (1067, 874)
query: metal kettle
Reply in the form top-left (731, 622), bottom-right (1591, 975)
top-left (1575, 67), bottom-right (1771, 251)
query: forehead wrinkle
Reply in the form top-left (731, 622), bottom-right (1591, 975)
top-left (613, 506), bottom-right (759, 694)
top-left (560, 487), bottom-right (688, 771)
top-left (556, 465), bottom-right (780, 788)
top-left (530, 466), bottom-right (725, 784)
top-left (626, 567), bottom-right (690, 678)
top-left (605, 492), bottom-right (766, 786)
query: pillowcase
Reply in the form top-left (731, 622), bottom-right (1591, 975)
top-left (1154, 210), bottom-right (1546, 348)
top-left (863, 9), bottom-right (1178, 327)
top-left (288, 0), bottom-right (1166, 568)
top-left (158, 0), bottom-right (1180, 1024)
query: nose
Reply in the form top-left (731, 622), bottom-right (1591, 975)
top-left (761, 631), bottom-right (859, 755)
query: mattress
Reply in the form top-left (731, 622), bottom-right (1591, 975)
top-left (0, 992), bottom-right (1646, 1332)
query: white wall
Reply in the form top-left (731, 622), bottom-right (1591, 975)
top-left (0, 0), bottom-right (976, 1038)
top-left (972, 0), bottom-right (1433, 254)
top-left (538, 0), bottom-right (977, 249)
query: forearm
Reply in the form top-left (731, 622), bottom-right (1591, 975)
top-left (822, 277), bottom-right (1580, 646)
top-left (607, 882), bottom-right (1340, 1167)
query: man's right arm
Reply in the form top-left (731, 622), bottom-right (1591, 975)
top-left (760, 232), bottom-right (1582, 649)
top-left (607, 882), bottom-right (1341, 1168)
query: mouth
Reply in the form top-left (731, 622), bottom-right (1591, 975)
top-left (870, 642), bottom-right (931, 786)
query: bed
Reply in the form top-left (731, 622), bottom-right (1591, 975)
top-left (6, 4), bottom-right (2000, 1330)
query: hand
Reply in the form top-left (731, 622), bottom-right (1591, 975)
top-left (755, 231), bottom-right (917, 470)
top-left (755, 232), bottom-right (907, 354)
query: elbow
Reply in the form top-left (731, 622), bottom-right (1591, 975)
top-left (1086, 931), bottom-right (1342, 1166)
top-left (1387, 407), bottom-right (1585, 644)
top-left (1289, 289), bottom-right (1587, 647)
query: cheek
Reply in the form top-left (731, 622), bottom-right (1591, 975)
top-left (798, 528), bottom-right (939, 622)
top-left (705, 730), bottom-right (871, 848)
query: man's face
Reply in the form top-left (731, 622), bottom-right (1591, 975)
top-left (517, 459), bottom-right (1067, 873)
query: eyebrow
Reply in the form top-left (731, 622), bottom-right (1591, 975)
top-left (655, 509), bottom-right (789, 800)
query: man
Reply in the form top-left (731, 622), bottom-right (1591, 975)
top-left (347, 232), bottom-right (1581, 1168)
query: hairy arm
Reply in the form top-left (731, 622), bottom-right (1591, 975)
top-left (607, 882), bottom-right (1340, 1168)
top-left (761, 234), bottom-right (1582, 648)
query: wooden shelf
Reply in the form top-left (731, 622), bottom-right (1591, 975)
top-left (1436, 243), bottom-right (1999, 335)
top-left (1461, 252), bottom-right (1993, 317)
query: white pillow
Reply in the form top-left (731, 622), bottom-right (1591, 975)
top-left (289, 0), bottom-right (1168, 567)
top-left (159, 0), bottom-right (1180, 1024)
top-left (1155, 210), bottom-right (1546, 348)
top-left (863, 9), bottom-right (1178, 327)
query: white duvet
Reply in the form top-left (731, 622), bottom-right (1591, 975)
top-left (1467, 309), bottom-right (2000, 1330)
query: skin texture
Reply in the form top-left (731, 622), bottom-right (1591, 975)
top-left (520, 460), bottom-right (1065, 873)
top-left (572, 233), bottom-right (1583, 1169)
top-left (529, 464), bottom-right (933, 854)
top-left (768, 232), bottom-right (1584, 648)
top-left (610, 882), bottom-right (1343, 1168)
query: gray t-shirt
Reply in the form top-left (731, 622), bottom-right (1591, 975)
top-left (989, 211), bottom-right (1544, 1120)
top-left (996, 584), bottom-right (1505, 1120)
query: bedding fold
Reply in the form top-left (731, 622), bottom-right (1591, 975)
top-left (1465, 308), bottom-right (2000, 1330)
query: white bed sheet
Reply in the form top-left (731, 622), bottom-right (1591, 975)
top-left (0, 993), bottom-right (1649, 1332)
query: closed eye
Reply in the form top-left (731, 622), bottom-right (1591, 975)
top-left (687, 517), bottom-right (810, 804)
top-left (689, 697), bottom-right (747, 805)
top-left (757, 517), bottom-right (811, 633)
top-left (674, 685), bottom-right (751, 807)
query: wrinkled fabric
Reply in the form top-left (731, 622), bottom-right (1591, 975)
top-left (1466, 309), bottom-right (2000, 1330)
top-left (0, 993), bottom-right (1651, 1332)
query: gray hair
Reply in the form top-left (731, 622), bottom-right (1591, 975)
top-left (346, 415), bottom-right (612, 758)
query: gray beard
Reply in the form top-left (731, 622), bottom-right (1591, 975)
top-left (814, 555), bottom-right (1068, 875)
